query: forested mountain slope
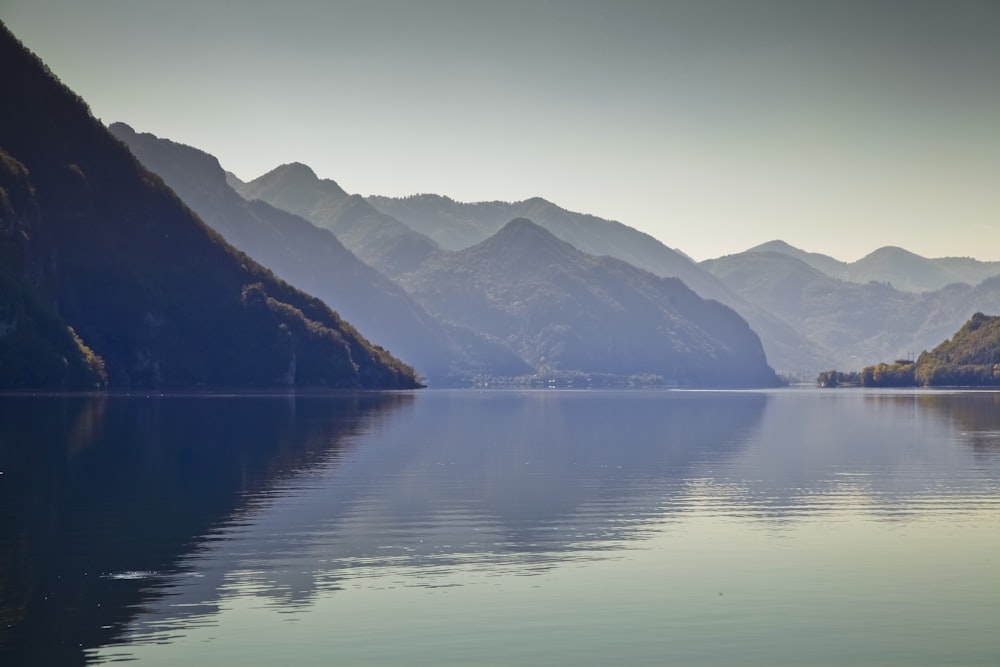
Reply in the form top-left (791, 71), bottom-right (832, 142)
top-left (0, 23), bottom-right (419, 389)
top-left (399, 219), bottom-right (780, 387)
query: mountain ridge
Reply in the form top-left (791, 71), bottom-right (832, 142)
top-left (399, 217), bottom-right (781, 388)
top-left (0, 22), bottom-right (419, 389)
top-left (109, 122), bottom-right (510, 385)
top-left (234, 164), bottom-right (441, 277)
top-left (702, 249), bottom-right (1000, 372)
top-left (738, 240), bottom-right (1000, 292)
top-left (366, 191), bottom-right (829, 375)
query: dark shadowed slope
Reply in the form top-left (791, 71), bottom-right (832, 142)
top-left (401, 219), bottom-right (780, 388)
top-left (108, 123), bottom-right (480, 384)
top-left (0, 23), bottom-right (419, 389)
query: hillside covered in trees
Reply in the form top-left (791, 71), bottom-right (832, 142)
top-left (0, 22), bottom-right (420, 389)
top-left (398, 218), bottom-right (781, 388)
top-left (109, 123), bottom-right (530, 385)
top-left (818, 313), bottom-right (1000, 387)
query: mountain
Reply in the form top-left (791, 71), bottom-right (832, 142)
top-left (851, 313), bottom-right (1000, 387)
top-left (742, 241), bottom-right (1000, 293)
top-left (108, 123), bottom-right (523, 385)
top-left (364, 193), bottom-right (496, 251)
top-left (398, 218), bottom-right (781, 387)
top-left (746, 240), bottom-right (848, 278)
top-left (231, 165), bottom-right (440, 278)
top-left (913, 312), bottom-right (1000, 385)
top-left (847, 246), bottom-right (960, 292)
top-left (0, 22), bottom-right (419, 389)
top-left (367, 193), bottom-right (829, 375)
top-left (368, 193), bottom-right (732, 298)
top-left (702, 250), bottom-right (1000, 371)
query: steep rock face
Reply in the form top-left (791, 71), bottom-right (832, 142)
top-left (233, 165), bottom-right (441, 277)
top-left (109, 123), bottom-right (476, 384)
top-left (402, 219), bottom-right (780, 387)
top-left (368, 192), bottom-right (829, 375)
top-left (0, 22), bottom-right (419, 389)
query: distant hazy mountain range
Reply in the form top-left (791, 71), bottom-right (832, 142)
top-left (228, 165), bottom-right (782, 386)
top-left (230, 165), bottom-right (440, 278)
top-left (109, 123), bottom-right (528, 385)
top-left (241, 176), bottom-right (826, 374)
top-left (399, 218), bottom-right (779, 387)
top-left (226, 159), bottom-right (1000, 379)
top-left (5, 18), bottom-right (995, 388)
top-left (106, 126), bottom-right (779, 385)
top-left (702, 249), bottom-right (1000, 372)
top-left (0, 22), bottom-right (419, 389)
top-left (747, 240), bottom-right (1000, 293)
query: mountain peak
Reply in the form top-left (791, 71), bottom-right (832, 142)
top-left (269, 161), bottom-right (319, 182)
top-left (250, 161), bottom-right (350, 196)
top-left (493, 217), bottom-right (562, 245)
top-left (466, 217), bottom-right (580, 268)
top-left (865, 245), bottom-right (918, 258)
top-left (107, 121), bottom-right (136, 137)
top-left (750, 239), bottom-right (799, 254)
top-left (502, 216), bottom-right (543, 231)
top-left (108, 121), bottom-right (227, 186)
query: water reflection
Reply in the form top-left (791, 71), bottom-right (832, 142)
top-left (2, 389), bottom-right (999, 666)
top-left (913, 391), bottom-right (1000, 454)
top-left (682, 390), bottom-right (1000, 524)
top-left (0, 392), bottom-right (412, 667)
top-left (106, 391), bottom-right (769, 633)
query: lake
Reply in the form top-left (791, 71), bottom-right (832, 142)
top-left (1, 389), bottom-right (998, 666)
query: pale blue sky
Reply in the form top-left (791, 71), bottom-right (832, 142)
top-left (4, 0), bottom-right (999, 261)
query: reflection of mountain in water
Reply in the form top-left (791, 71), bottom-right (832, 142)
top-left (699, 391), bottom-right (1000, 522)
top-left (6, 390), bottom-right (998, 663)
top-left (0, 393), bottom-right (411, 667)
top-left (105, 390), bottom-right (768, 637)
top-left (914, 391), bottom-right (1000, 455)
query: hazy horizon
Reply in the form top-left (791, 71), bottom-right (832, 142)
top-left (4, 1), bottom-right (998, 262)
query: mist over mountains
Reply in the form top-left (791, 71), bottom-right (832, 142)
top-left (703, 249), bottom-right (1000, 372)
top-left (748, 240), bottom-right (1000, 293)
top-left (109, 124), bottom-right (777, 386)
top-left (109, 123), bottom-right (526, 385)
top-left (399, 218), bottom-right (779, 387)
top-left (3, 19), bottom-right (997, 389)
top-left (289, 185), bottom-right (828, 374)
top-left (230, 165), bottom-right (440, 278)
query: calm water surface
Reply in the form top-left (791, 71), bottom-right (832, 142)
top-left (1, 389), bottom-right (998, 666)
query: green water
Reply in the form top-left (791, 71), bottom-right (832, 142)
top-left (2, 390), bottom-right (998, 666)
